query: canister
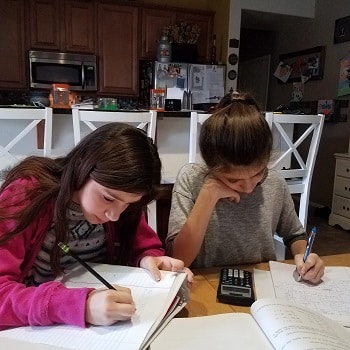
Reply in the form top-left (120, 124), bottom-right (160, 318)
top-left (156, 36), bottom-right (172, 63)
top-left (51, 84), bottom-right (70, 107)
top-left (150, 89), bottom-right (166, 111)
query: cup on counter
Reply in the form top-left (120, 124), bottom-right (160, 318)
top-left (150, 89), bottom-right (166, 111)
top-left (98, 98), bottom-right (118, 110)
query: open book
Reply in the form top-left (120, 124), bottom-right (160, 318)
top-left (0, 264), bottom-right (188, 350)
top-left (255, 261), bottom-right (350, 327)
top-left (150, 298), bottom-right (350, 350)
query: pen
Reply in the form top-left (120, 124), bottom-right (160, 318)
top-left (303, 226), bottom-right (317, 262)
top-left (58, 242), bottom-right (117, 291)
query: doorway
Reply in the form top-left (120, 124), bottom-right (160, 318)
top-left (237, 54), bottom-right (271, 111)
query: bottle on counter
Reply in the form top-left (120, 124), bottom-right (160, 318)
top-left (188, 91), bottom-right (193, 110)
top-left (182, 91), bottom-right (188, 110)
top-left (210, 34), bottom-right (217, 65)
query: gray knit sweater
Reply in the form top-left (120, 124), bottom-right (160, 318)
top-left (166, 163), bottom-right (306, 268)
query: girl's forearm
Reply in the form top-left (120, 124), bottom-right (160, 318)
top-left (172, 189), bottom-right (217, 266)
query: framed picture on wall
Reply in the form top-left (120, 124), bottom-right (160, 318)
top-left (334, 16), bottom-right (350, 44)
top-left (278, 46), bottom-right (326, 83)
top-left (338, 53), bottom-right (350, 97)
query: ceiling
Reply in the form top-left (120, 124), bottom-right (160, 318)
top-left (241, 9), bottom-right (313, 31)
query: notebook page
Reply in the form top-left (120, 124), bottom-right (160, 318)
top-left (251, 298), bottom-right (350, 350)
top-left (0, 264), bottom-right (185, 350)
top-left (269, 261), bottom-right (350, 326)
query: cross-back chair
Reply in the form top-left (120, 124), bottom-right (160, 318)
top-left (265, 112), bottom-right (325, 259)
top-left (0, 107), bottom-right (53, 183)
top-left (189, 111), bottom-right (325, 260)
top-left (71, 108), bottom-right (158, 233)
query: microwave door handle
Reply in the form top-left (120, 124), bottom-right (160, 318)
top-left (81, 63), bottom-right (86, 90)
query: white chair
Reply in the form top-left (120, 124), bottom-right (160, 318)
top-left (71, 108), bottom-right (158, 232)
top-left (265, 112), bottom-right (325, 259)
top-left (189, 112), bottom-right (212, 163)
top-left (189, 111), bottom-right (325, 260)
top-left (0, 107), bottom-right (53, 182)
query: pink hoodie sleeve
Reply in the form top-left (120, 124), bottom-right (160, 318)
top-left (129, 214), bottom-right (165, 266)
top-left (0, 178), bottom-right (94, 329)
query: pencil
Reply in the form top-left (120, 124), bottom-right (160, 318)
top-left (58, 242), bottom-right (117, 291)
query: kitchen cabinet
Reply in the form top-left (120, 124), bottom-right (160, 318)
top-left (0, 0), bottom-right (26, 89)
top-left (28, 0), bottom-right (95, 53)
top-left (140, 6), bottom-right (214, 63)
top-left (64, 0), bottom-right (96, 53)
top-left (329, 153), bottom-right (350, 230)
top-left (140, 8), bottom-right (176, 59)
top-left (29, 0), bottom-right (61, 50)
top-left (175, 12), bottom-right (214, 63)
top-left (98, 3), bottom-right (138, 95)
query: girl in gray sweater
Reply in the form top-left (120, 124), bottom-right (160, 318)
top-left (166, 92), bottom-right (324, 284)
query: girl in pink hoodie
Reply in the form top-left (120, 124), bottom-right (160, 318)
top-left (0, 122), bottom-right (190, 330)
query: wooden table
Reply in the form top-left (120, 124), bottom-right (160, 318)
top-left (179, 253), bottom-right (350, 317)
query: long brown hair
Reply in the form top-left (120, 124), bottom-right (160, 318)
top-left (0, 123), bottom-right (161, 273)
top-left (199, 92), bottom-right (272, 172)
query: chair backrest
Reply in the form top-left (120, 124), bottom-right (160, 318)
top-left (71, 108), bottom-right (158, 232)
top-left (265, 112), bottom-right (325, 228)
top-left (0, 107), bottom-right (53, 182)
top-left (189, 111), bottom-right (324, 260)
top-left (72, 108), bottom-right (157, 145)
top-left (189, 112), bottom-right (212, 163)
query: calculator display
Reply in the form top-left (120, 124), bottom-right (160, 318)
top-left (221, 285), bottom-right (252, 297)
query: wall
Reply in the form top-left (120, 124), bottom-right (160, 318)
top-left (227, 0), bottom-right (315, 92)
top-left (268, 0), bottom-right (350, 207)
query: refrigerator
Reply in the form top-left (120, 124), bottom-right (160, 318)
top-left (139, 60), bottom-right (226, 111)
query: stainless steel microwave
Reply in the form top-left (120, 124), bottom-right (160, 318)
top-left (29, 50), bottom-right (97, 91)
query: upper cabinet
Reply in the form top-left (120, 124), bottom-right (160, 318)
top-left (29, 0), bottom-right (61, 50)
top-left (0, 1), bottom-right (214, 93)
top-left (140, 8), bottom-right (176, 59)
top-left (98, 3), bottom-right (138, 95)
top-left (64, 0), bottom-right (96, 53)
top-left (175, 12), bottom-right (214, 63)
top-left (29, 0), bottom-right (95, 53)
top-left (140, 6), bottom-right (214, 63)
top-left (0, 0), bottom-right (26, 89)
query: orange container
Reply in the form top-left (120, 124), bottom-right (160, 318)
top-left (52, 83), bottom-right (70, 107)
top-left (150, 89), bottom-right (166, 111)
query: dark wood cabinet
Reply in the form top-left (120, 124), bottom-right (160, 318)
top-left (140, 8), bottom-right (176, 59)
top-left (98, 3), bottom-right (138, 95)
top-left (64, 0), bottom-right (96, 53)
top-left (140, 6), bottom-right (214, 63)
top-left (0, 1), bottom-right (215, 93)
top-left (29, 0), bottom-right (95, 53)
top-left (0, 0), bottom-right (26, 89)
top-left (29, 0), bottom-right (61, 50)
top-left (176, 12), bottom-right (214, 63)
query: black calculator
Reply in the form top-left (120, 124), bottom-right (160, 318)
top-left (217, 268), bottom-right (255, 306)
